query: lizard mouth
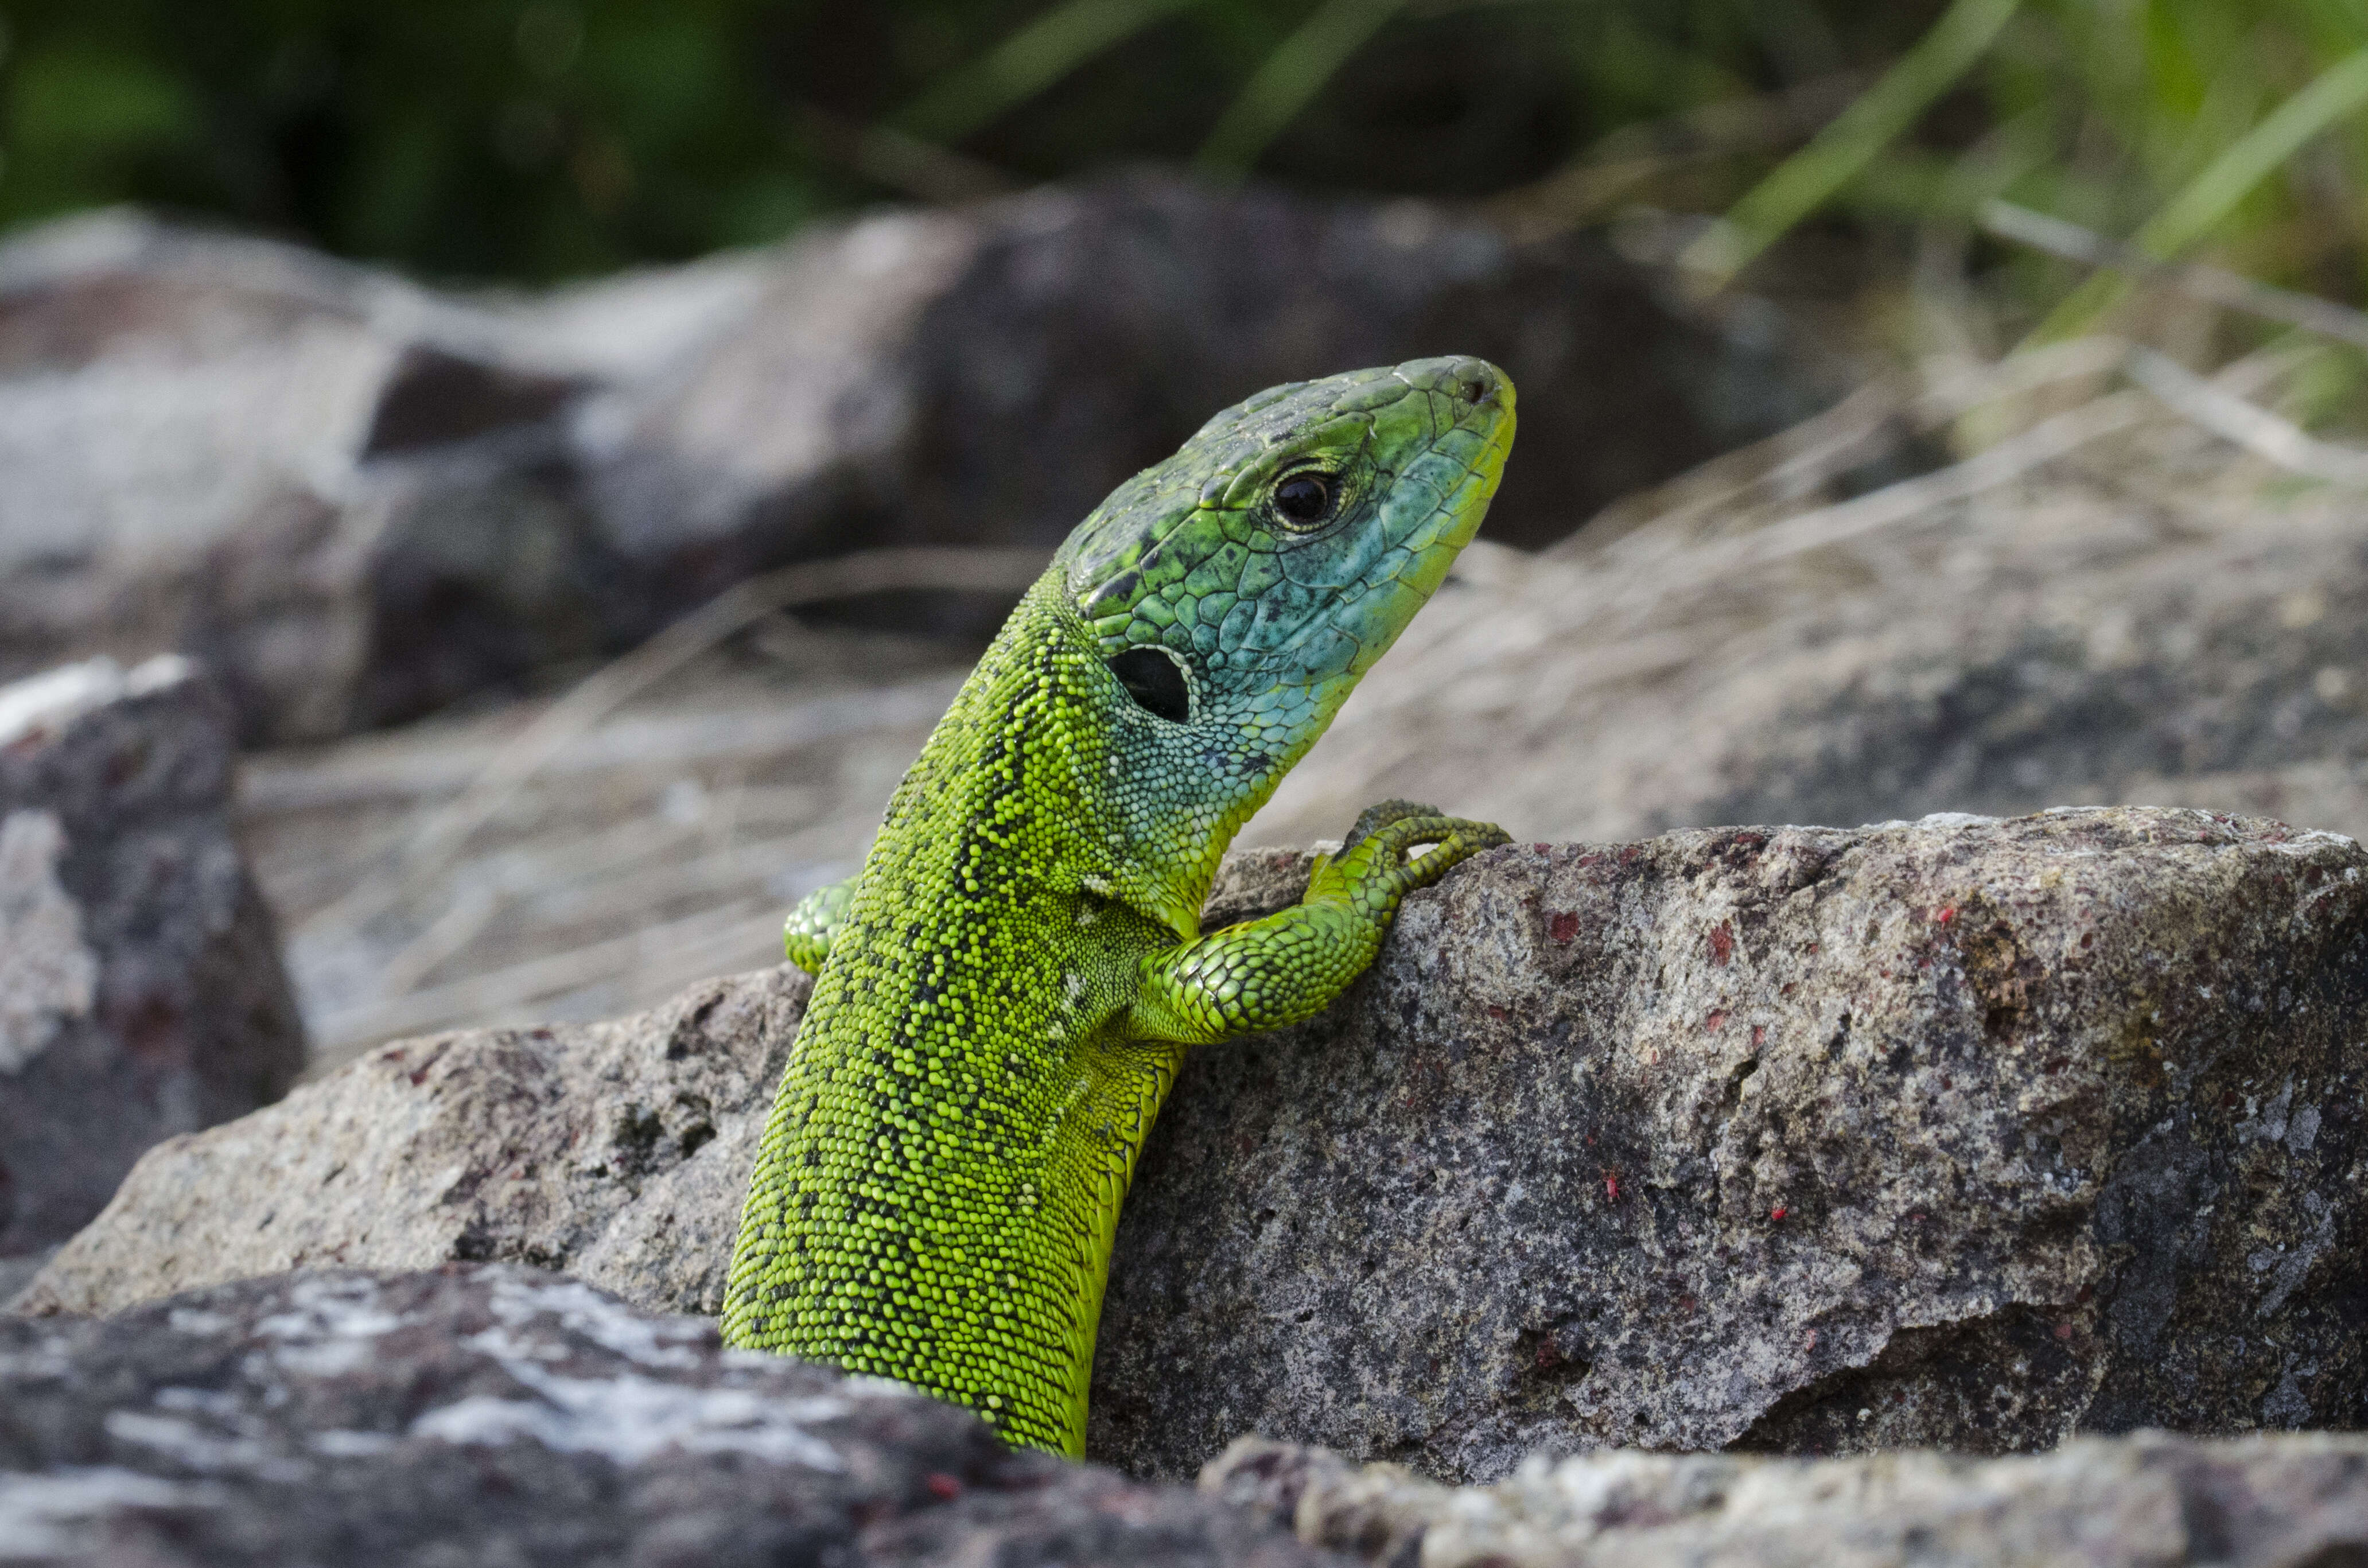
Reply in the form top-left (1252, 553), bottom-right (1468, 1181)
top-left (1247, 359), bottom-right (1514, 680)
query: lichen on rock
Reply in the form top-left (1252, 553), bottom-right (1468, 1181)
top-left (0, 1265), bottom-right (1330, 1566)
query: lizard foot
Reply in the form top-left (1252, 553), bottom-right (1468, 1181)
top-left (1318, 803), bottom-right (1511, 914)
top-left (783, 876), bottom-right (860, 974)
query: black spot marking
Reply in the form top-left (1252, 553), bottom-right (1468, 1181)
top-left (1107, 647), bottom-right (1192, 723)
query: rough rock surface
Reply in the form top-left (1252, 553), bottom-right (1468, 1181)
top-left (1200, 1433), bottom-right (2368, 1568)
top-left (0, 656), bottom-right (304, 1263)
top-left (0, 178), bottom-right (1826, 738)
top-left (1095, 811), bottom-right (2368, 1480)
top-left (11, 960), bottom-right (807, 1321)
top-left (20, 812), bottom-right (2366, 1485)
top-left (0, 1264), bottom-right (1336, 1567)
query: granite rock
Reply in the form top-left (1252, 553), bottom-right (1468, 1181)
top-left (21, 812), bottom-right (2365, 1485)
top-left (10, 961), bottom-right (807, 1321)
top-left (0, 1264), bottom-right (1335, 1567)
top-left (1092, 808), bottom-right (2368, 1480)
top-left (0, 656), bottom-right (304, 1262)
top-left (1200, 1431), bottom-right (2368, 1568)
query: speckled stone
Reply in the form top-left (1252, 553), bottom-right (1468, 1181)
top-left (1200, 1432), bottom-right (2368, 1568)
top-left (0, 1264), bottom-right (1335, 1567)
top-left (12, 964), bottom-right (812, 1321)
top-left (1092, 807), bottom-right (2368, 1481)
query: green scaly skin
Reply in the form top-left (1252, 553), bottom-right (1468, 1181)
top-left (723, 356), bottom-right (1517, 1456)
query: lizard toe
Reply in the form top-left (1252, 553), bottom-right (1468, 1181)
top-left (1341, 798), bottom-right (1445, 854)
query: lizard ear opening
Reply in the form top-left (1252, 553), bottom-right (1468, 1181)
top-left (1106, 646), bottom-right (1193, 723)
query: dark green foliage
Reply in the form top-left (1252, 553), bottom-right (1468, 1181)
top-left (1, 0), bottom-right (841, 278)
top-left (0, 0), bottom-right (2359, 306)
top-left (0, 0), bottom-right (1932, 281)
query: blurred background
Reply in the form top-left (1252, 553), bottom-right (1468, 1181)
top-left (4, 0), bottom-right (2363, 301)
top-left (4, 0), bottom-right (2368, 1071)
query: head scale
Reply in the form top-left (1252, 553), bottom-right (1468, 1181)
top-left (1053, 356), bottom-right (1514, 893)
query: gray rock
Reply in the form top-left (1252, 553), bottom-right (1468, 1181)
top-left (1200, 1432), bottom-right (2368, 1568)
top-left (12, 962), bottom-right (806, 1320)
top-left (22, 812), bottom-right (2363, 1485)
top-left (0, 656), bottom-right (304, 1260)
top-left (1091, 809), bottom-right (2368, 1480)
top-left (0, 1264), bottom-right (1335, 1567)
top-left (0, 180), bottom-right (1829, 740)
top-left (0, 212), bottom-right (610, 743)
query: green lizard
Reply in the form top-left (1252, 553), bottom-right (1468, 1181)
top-left (722, 356), bottom-right (1516, 1457)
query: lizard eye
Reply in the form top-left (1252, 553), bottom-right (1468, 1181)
top-left (1272, 471), bottom-right (1334, 527)
top-left (1106, 646), bottom-right (1192, 723)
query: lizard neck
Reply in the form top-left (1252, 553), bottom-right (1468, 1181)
top-left (891, 570), bottom-right (1272, 938)
top-left (721, 577), bottom-right (1218, 1454)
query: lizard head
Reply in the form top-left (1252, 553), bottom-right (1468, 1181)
top-left (1054, 355), bottom-right (1514, 908)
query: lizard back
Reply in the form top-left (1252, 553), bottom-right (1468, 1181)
top-left (724, 575), bottom-right (1188, 1449)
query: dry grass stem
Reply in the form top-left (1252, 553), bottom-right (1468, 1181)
top-left (2125, 349), bottom-right (2368, 486)
top-left (1979, 200), bottom-right (2368, 354)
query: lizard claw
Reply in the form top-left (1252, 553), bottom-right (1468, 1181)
top-left (1322, 804), bottom-right (1510, 910)
top-left (1340, 799), bottom-right (1446, 854)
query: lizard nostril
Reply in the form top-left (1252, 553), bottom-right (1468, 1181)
top-left (1461, 375), bottom-right (1491, 405)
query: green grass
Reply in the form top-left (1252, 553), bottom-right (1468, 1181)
top-left (0, 0), bottom-right (2361, 330)
top-left (1680, 0), bottom-right (2025, 283)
